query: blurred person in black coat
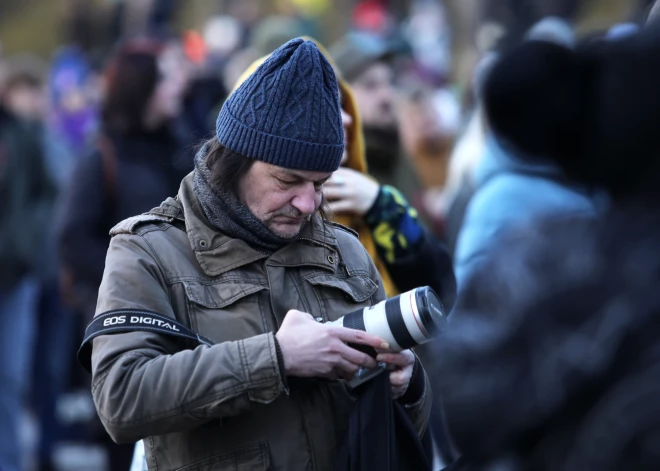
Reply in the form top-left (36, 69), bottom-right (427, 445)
top-left (431, 24), bottom-right (660, 471)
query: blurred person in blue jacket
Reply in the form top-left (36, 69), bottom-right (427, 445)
top-left (453, 17), bottom-right (602, 290)
top-left (453, 134), bottom-right (599, 287)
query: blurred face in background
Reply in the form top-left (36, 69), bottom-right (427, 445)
top-left (399, 91), bottom-right (446, 156)
top-left (350, 61), bottom-right (397, 129)
top-left (3, 79), bottom-right (46, 122)
top-left (103, 40), bottom-right (190, 134)
top-left (145, 43), bottom-right (190, 127)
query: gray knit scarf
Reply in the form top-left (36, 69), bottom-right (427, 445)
top-left (193, 143), bottom-right (300, 253)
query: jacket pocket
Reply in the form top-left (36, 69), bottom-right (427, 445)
top-left (304, 273), bottom-right (378, 322)
top-left (175, 441), bottom-right (270, 471)
top-left (305, 273), bottom-right (378, 303)
top-left (184, 281), bottom-right (267, 309)
top-left (183, 280), bottom-right (270, 344)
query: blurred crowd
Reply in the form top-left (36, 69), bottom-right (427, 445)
top-left (1, 0), bottom-right (660, 470)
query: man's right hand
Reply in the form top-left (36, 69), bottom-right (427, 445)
top-left (275, 310), bottom-right (389, 379)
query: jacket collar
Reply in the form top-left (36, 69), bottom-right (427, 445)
top-left (158, 173), bottom-right (340, 277)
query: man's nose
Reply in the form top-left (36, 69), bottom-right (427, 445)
top-left (290, 183), bottom-right (318, 215)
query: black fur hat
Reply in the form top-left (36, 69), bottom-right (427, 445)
top-left (483, 26), bottom-right (660, 198)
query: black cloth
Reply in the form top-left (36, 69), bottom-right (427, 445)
top-left (336, 371), bottom-right (430, 471)
top-left (428, 208), bottom-right (660, 471)
top-left (407, 230), bottom-right (458, 467)
top-left (387, 227), bottom-right (456, 313)
top-left (56, 126), bottom-right (191, 312)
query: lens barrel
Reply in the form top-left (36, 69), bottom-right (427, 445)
top-left (415, 286), bottom-right (446, 336)
top-left (330, 286), bottom-right (446, 352)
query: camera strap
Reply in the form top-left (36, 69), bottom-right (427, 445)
top-left (77, 309), bottom-right (214, 373)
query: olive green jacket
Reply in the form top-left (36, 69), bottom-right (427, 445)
top-left (89, 174), bottom-right (431, 470)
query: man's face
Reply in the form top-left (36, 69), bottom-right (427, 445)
top-left (350, 61), bottom-right (397, 129)
top-left (238, 161), bottom-right (331, 239)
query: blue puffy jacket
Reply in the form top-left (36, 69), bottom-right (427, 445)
top-left (454, 135), bottom-right (600, 290)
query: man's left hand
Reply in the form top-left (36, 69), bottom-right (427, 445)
top-left (376, 350), bottom-right (416, 400)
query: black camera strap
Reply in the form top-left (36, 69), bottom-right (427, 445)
top-left (77, 309), bottom-right (214, 373)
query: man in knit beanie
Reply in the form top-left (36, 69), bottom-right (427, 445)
top-left (80, 38), bottom-right (431, 471)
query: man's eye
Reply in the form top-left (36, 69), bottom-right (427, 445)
top-left (314, 183), bottom-right (324, 190)
top-left (278, 178), bottom-right (297, 185)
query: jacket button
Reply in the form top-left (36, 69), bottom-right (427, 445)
top-left (327, 255), bottom-right (335, 264)
top-left (199, 240), bottom-right (208, 248)
top-left (314, 317), bottom-right (324, 323)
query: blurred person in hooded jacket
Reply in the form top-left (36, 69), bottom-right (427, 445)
top-left (330, 32), bottom-right (423, 205)
top-left (431, 21), bottom-right (660, 471)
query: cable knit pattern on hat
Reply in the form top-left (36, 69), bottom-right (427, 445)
top-left (216, 38), bottom-right (344, 172)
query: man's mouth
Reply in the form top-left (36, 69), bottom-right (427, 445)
top-left (274, 215), bottom-right (305, 223)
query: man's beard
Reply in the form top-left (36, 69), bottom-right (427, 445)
top-left (263, 206), bottom-right (313, 239)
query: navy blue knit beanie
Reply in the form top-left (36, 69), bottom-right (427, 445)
top-left (216, 38), bottom-right (344, 172)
